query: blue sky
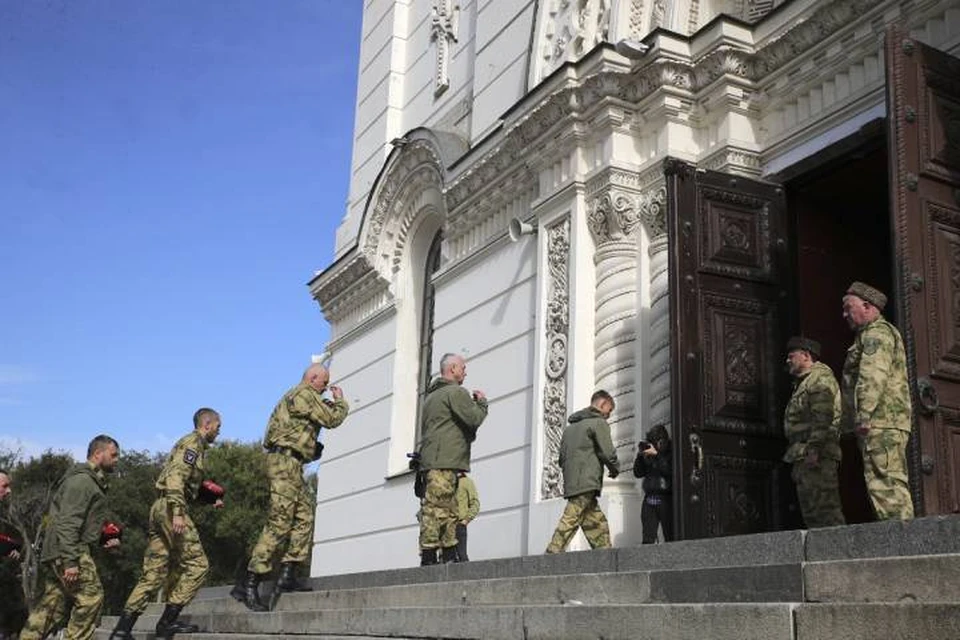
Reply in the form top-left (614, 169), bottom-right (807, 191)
top-left (0, 1), bottom-right (362, 460)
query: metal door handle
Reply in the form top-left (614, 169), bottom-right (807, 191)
top-left (689, 433), bottom-right (704, 471)
top-left (916, 377), bottom-right (939, 415)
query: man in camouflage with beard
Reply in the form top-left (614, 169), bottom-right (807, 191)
top-left (110, 408), bottom-right (223, 639)
top-left (235, 364), bottom-right (349, 610)
top-left (841, 281), bottom-right (914, 520)
top-left (783, 336), bottom-right (844, 528)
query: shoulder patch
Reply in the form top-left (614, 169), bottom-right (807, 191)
top-left (862, 336), bottom-right (881, 356)
top-left (183, 449), bottom-right (198, 466)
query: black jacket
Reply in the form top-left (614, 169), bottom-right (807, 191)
top-left (633, 445), bottom-right (672, 496)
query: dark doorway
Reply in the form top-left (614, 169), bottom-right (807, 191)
top-left (785, 138), bottom-right (893, 524)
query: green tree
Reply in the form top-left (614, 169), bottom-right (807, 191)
top-left (191, 440), bottom-right (270, 585)
top-left (0, 450), bottom-right (74, 602)
top-left (94, 450), bottom-right (165, 614)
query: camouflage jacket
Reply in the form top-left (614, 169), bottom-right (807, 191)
top-left (559, 406), bottom-right (619, 498)
top-left (156, 430), bottom-right (209, 517)
top-left (40, 463), bottom-right (109, 567)
top-left (841, 316), bottom-right (912, 433)
top-left (263, 382), bottom-right (350, 462)
top-left (783, 361), bottom-right (842, 463)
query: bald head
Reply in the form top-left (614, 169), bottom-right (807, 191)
top-left (303, 363), bottom-right (330, 393)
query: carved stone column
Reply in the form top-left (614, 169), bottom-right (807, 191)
top-left (540, 217), bottom-right (571, 499)
top-left (587, 175), bottom-right (666, 456)
top-left (587, 189), bottom-right (643, 447)
top-left (648, 231), bottom-right (671, 428)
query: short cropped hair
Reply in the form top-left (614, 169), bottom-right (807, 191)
top-left (87, 435), bottom-right (119, 459)
top-left (193, 408), bottom-right (220, 429)
top-left (439, 353), bottom-right (460, 374)
top-left (591, 389), bottom-right (614, 405)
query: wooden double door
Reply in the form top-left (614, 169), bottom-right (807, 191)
top-left (665, 30), bottom-right (960, 539)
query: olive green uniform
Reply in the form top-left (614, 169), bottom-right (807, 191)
top-left (418, 378), bottom-right (488, 552)
top-left (21, 464), bottom-right (109, 640)
top-left (248, 383), bottom-right (349, 574)
top-left (546, 406), bottom-right (619, 553)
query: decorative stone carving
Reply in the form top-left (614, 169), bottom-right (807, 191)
top-left (536, 0), bottom-right (612, 84)
top-left (541, 217), bottom-right (571, 499)
top-left (360, 140), bottom-right (445, 278)
top-left (650, 0), bottom-right (666, 29)
top-left (310, 251), bottom-right (393, 333)
top-left (586, 174), bottom-right (666, 244)
top-left (431, 1), bottom-right (459, 96)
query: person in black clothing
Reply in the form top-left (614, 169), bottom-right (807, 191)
top-left (633, 424), bottom-right (673, 544)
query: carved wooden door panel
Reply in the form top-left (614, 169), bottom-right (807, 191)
top-left (665, 159), bottom-right (793, 540)
top-left (886, 28), bottom-right (960, 514)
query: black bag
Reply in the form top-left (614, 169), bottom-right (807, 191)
top-left (311, 440), bottom-right (325, 462)
top-left (407, 452), bottom-right (424, 498)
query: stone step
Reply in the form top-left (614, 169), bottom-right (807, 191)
top-left (106, 604), bottom-right (797, 640)
top-left (805, 553), bottom-right (960, 603)
top-left (795, 603), bottom-right (960, 639)
top-left (126, 563), bottom-right (800, 621)
top-left (99, 602), bottom-right (960, 640)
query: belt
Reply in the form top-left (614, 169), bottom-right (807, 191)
top-left (265, 445), bottom-right (307, 464)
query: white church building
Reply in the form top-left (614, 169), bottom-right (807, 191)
top-left (308, 0), bottom-right (960, 576)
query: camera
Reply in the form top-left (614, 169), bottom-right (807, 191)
top-left (639, 440), bottom-right (653, 450)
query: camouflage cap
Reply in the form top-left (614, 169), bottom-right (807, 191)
top-left (846, 281), bottom-right (887, 310)
top-left (786, 336), bottom-right (821, 358)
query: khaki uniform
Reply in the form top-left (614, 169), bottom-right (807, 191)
top-left (248, 383), bottom-right (349, 574)
top-left (546, 406), bottom-right (619, 553)
top-left (417, 378), bottom-right (488, 552)
top-left (122, 431), bottom-right (211, 615)
top-left (21, 464), bottom-right (108, 640)
top-left (783, 361), bottom-right (844, 528)
top-left (841, 316), bottom-right (914, 520)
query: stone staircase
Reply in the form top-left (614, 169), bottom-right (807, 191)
top-left (97, 515), bottom-right (960, 639)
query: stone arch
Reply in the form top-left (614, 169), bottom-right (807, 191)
top-left (357, 128), bottom-right (467, 288)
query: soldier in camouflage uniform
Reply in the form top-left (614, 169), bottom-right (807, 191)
top-left (841, 281), bottom-right (914, 520)
top-left (417, 353), bottom-right (488, 565)
top-left (110, 409), bottom-right (223, 640)
top-left (546, 390), bottom-right (620, 553)
top-left (235, 364), bottom-right (349, 610)
top-left (20, 435), bottom-right (120, 640)
top-left (783, 336), bottom-right (845, 528)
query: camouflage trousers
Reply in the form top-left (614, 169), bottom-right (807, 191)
top-left (792, 460), bottom-right (845, 528)
top-left (123, 498), bottom-right (209, 614)
top-left (419, 469), bottom-right (459, 550)
top-left (860, 428), bottom-right (914, 520)
top-left (545, 492), bottom-right (611, 554)
top-left (20, 551), bottom-right (102, 640)
top-left (249, 452), bottom-right (315, 574)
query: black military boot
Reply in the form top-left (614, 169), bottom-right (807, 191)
top-left (440, 546), bottom-right (459, 564)
top-left (420, 548), bottom-right (438, 566)
top-left (241, 570), bottom-right (269, 612)
top-left (277, 562), bottom-right (313, 592)
top-left (155, 604), bottom-right (200, 637)
top-left (108, 611), bottom-right (139, 640)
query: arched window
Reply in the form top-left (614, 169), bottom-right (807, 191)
top-left (415, 231), bottom-right (443, 443)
